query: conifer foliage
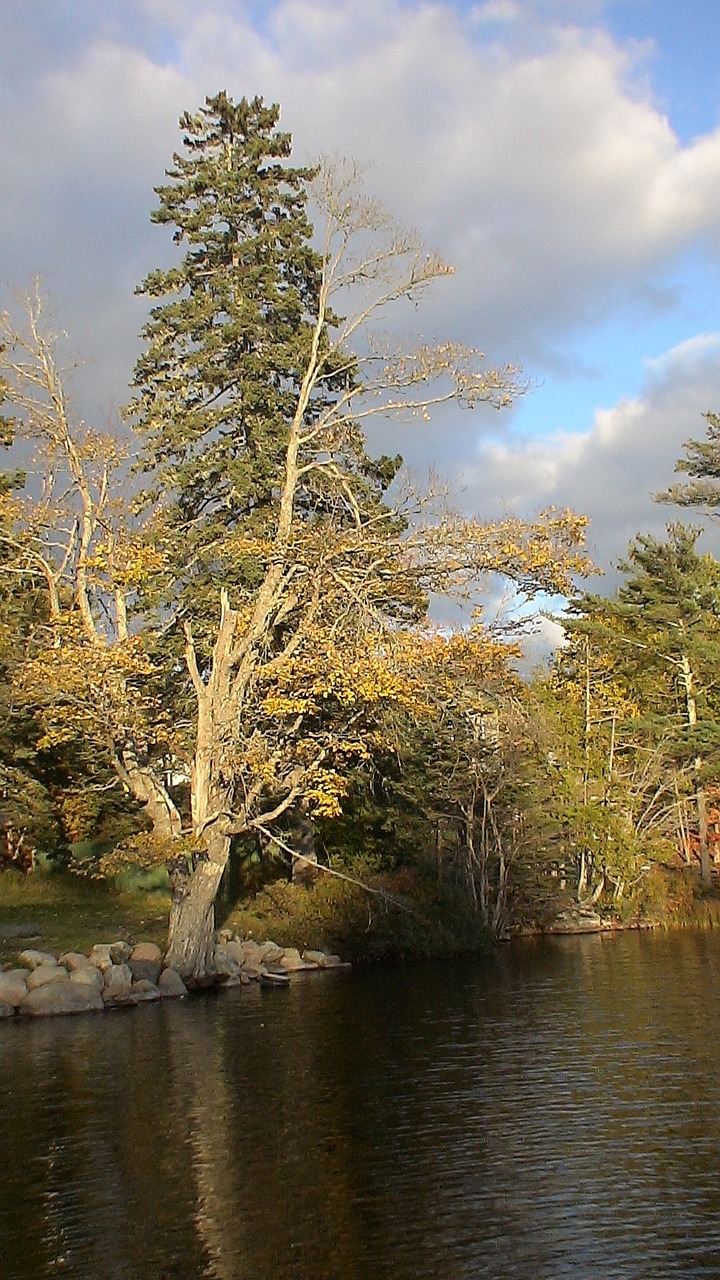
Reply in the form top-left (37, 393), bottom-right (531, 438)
top-left (127, 91), bottom-right (545, 978)
top-left (130, 92), bottom-right (383, 619)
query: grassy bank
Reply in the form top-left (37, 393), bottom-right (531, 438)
top-left (1, 862), bottom-right (492, 970)
top-left (3, 861), bottom-right (718, 973)
top-left (0, 870), bottom-right (170, 967)
top-left (616, 863), bottom-right (720, 930)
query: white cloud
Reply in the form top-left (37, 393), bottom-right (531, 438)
top-left (84, 0), bottom-right (720, 373)
top-left (461, 334), bottom-right (720, 578)
top-left (2, 0), bottom-right (720, 573)
top-left (470, 1), bottom-right (521, 24)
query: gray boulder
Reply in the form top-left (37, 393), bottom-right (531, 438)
top-left (18, 949), bottom-right (57, 970)
top-left (58, 952), bottom-right (95, 972)
top-left (0, 1003), bottom-right (15, 1018)
top-left (128, 979), bottom-right (161, 1003)
top-left (238, 940), bottom-right (265, 965)
top-left (128, 958), bottom-right (162, 985)
top-left (88, 945), bottom-right (115, 972)
top-left (158, 968), bottom-right (187, 998)
top-left (214, 946), bottom-right (243, 979)
top-left (19, 980), bottom-right (103, 1017)
top-left (69, 966), bottom-right (104, 991)
top-left (547, 910), bottom-right (604, 935)
top-left (0, 970), bottom-right (29, 1007)
top-left (222, 940), bottom-right (246, 965)
top-left (109, 941), bottom-right (132, 964)
top-left (257, 941), bottom-right (285, 963)
top-left (278, 948), bottom-right (314, 972)
top-left (130, 942), bottom-right (162, 964)
top-left (102, 963), bottom-right (134, 1003)
top-left (27, 964), bottom-right (69, 990)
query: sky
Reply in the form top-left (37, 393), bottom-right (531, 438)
top-left (2, 0), bottom-right (720, 602)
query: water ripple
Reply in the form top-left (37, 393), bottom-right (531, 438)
top-left (2, 932), bottom-right (720, 1278)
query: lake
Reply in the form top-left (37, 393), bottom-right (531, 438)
top-left (2, 929), bottom-right (720, 1279)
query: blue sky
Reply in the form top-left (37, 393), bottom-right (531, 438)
top-left (605, 0), bottom-right (720, 141)
top-left (2, 0), bottom-right (719, 593)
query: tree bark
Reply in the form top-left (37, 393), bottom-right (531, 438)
top-left (679, 652), bottom-right (713, 886)
top-left (117, 744), bottom-right (182, 841)
top-left (165, 845), bottom-right (228, 984)
top-left (289, 804), bottom-right (318, 886)
top-left (463, 790), bottom-right (479, 911)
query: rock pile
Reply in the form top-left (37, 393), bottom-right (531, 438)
top-left (214, 932), bottom-right (346, 987)
top-left (0, 935), bottom-right (347, 1019)
top-left (546, 908), bottom-right (606, 934)
top-left (0, 942), bottom-right (182, 1019)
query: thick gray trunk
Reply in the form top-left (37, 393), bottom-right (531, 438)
top-left (289, 804), bottom-right (318, 886)
top-left (165, 851), bottom-right (228, 984)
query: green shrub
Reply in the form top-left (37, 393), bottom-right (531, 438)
top-left (616, 862), bottom-right (720, 928)
top-left (224, 859), bottom-right (492, 962)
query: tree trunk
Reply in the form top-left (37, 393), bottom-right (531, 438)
top-left (463, 792), bottom-right (479, 911)
top-left (578, 847), bottom-right (589, 900)
top-left (491, 841), bottom-right (508, 937)
top-left (165, 840), bottom-right (229, 984)
top-left (171, 597), bottom-right (241, 984)
top-left (117, 744), bottom-right (182, 840)
top-left (679, 652), bottom-right (713, 885)
top-left (289, 804), bottom-right (319, 886)
top-left (697, 784), bottom-right (712, 886)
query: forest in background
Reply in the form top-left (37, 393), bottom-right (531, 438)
top-left (2, 93), bottom-right (719, 979)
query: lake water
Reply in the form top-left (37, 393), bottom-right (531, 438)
top-left (2, 930), bottom-right (720, 1279)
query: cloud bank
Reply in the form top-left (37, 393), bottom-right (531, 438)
top-left (463, 334), bottom-right (720, 578)
top-left (2, 0), bottom-right (719, 584)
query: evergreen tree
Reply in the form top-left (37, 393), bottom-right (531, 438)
top-left (126, 92), bottom-right (586, 981)
top-left (130, 92), bottom-right (404, 638)
top-left (0, 362), bottom-right (58, 866)
top-left (659, 411), bottom-right (720, 510)
top-left (563, 525), bottom-right (720, 884)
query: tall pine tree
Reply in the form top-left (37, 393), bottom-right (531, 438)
top-left (130, 92), bottom-right (403, 635)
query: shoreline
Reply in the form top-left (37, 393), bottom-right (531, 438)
top-left (0, 932), bottom-right (348, 1021)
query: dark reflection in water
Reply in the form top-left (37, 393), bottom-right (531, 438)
top-left (3, 931), bottom-right (720, 1279)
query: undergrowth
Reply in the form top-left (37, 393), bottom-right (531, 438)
top-left (613, 863), bottom-right (720, 929)
top-left (223, 860), bottom-right (493, 963)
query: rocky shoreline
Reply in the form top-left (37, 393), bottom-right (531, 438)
top-left (0, 932), bottom-right (348, 1020)
top-left (517, 906), bottom-right (667, 936)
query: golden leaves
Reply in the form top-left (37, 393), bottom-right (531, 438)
top-left (89, 831), bottom-right (197, 880)
top-left (18, 622), bottom-right (156, 745)
top-left (261, 625), bottom-right (424, 720)
top-left (87, 536), bottom-right (168, 590)
top-left (418, 505), bottom-right (593, 599)
top-left (304, 770), bottom-right (347, 819)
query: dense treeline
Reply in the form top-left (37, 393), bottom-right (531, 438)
top-left (1, 94), bottom-right (717, 975)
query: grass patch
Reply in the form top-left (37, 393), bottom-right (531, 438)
top-left (0, 869), bottom-right (170, 967)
